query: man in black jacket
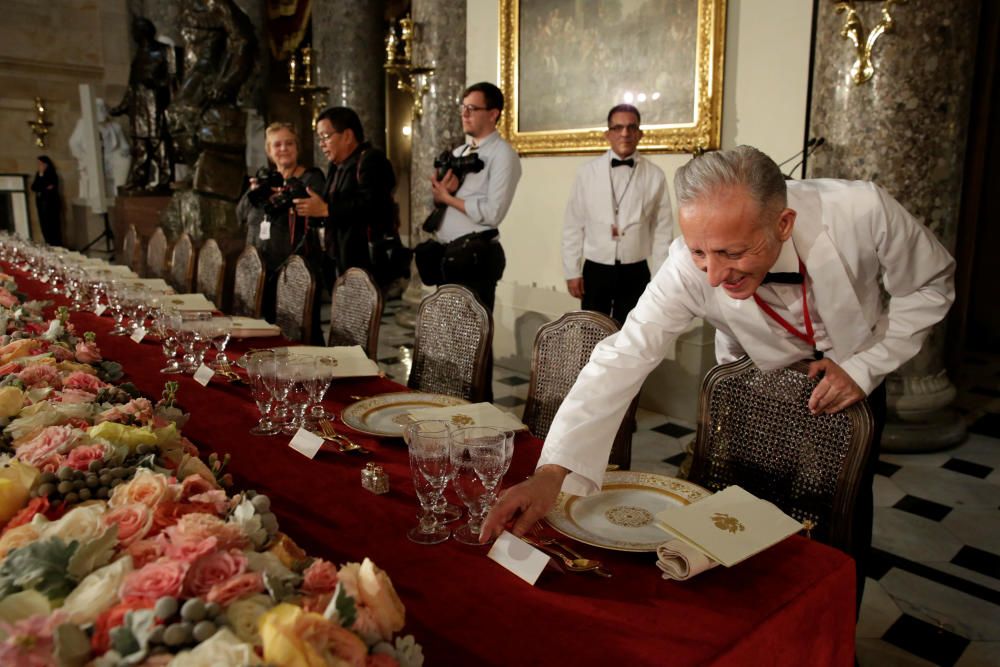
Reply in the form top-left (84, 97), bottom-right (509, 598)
top-left (294, 107), bottom-right (398, 287)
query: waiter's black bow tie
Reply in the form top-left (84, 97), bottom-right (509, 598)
top-left (611, 158), bottom-right (635, 168)
top-left (761, 272), bottom-right (804, 285)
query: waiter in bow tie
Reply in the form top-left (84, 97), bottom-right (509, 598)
top-left (484, 145), bottom-right (956, 603)
top-left (562, 104), bottom-right (673, 324)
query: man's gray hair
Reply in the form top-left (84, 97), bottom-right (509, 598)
top-left (674, 145), bottom-right (787, 216)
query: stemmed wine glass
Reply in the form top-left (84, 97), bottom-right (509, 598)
top-left (107, 283), bottom-right (129, 335)
top-left (157, 310), bottom-right (183, 374)
top-left (449, 427), bottom-right (497, 546)
top-left (304, 355), bottom-right (337, 424)
top-left (246, 350), bottom-right (281, 436)
top-left (204, 317), bottom-right (232, 369)
top-left (279, 354), bottom-right (312, 434)
top-left (405, 421), bottom-right (453, 545)
top-left (260, 351), bottom-right (290, 431)
top-left (463, 427), bottom-right (509, 513)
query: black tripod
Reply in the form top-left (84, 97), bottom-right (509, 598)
top-left (82, 212), bottom-right (115, 257)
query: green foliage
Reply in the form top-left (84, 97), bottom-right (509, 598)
top-left (0, 537), bottom-right (79, 602)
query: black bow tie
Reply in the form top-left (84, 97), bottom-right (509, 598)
top-left (761, 271), bottom-right (804, 285)
top-left (611, 158), bottom-right (635, 168)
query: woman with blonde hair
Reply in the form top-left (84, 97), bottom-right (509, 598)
top-left (237, 122), bottom-right (325, 323)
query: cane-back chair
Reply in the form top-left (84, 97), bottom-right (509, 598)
top-left (688, 356), bottom-right (875, 555)
top-left (121, 224), bottom-right (143, 274)
top-left (169, 233), bottom-right (196, 293)
top-left (522, 310), bottom-right (637, 469)
top-left (146, 228), bottom-right (169, 279)
top-left (408, 285), bottom-right (493, 402)
top-left (327, 267), bottom-right (383, 359)
top-left (195, 239), bottom-right (225, 305)
top-left (274, 255), bottom-right (315, 342)
top-left (231, 245), bottom-right (265, 318)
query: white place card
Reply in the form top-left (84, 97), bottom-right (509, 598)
top-left (289, 427), bottom-right (324, 459)
top-left (94, 304), bottom-right (107, 317)
top-left (193, 363), bottom-right (215, 387)
top-left (129, 326), bottom-right (147, 344)
top-left (39, 276), bottom-right (49, 284)
top-left (487, 531), bottom-right (551, 585)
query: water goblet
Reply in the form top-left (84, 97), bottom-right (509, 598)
top-left (279, 354), bottom-right (311, 434)
top-left (246, 350), bottom-right (281, 436)
top-left (405, 421), bottom-right (453, 545)
top-left (259, 351), bottom-right (290, 430)
top-left (158, 311), bottom-right (184, 374)
top-left (205, 317), bottom-right (233, 369)
top-left (304, 355), bottom-right (337, 423)
top-left (449, 429), bottom-right (493, 546)
top-left (462, 427), bottom-right (509, 511)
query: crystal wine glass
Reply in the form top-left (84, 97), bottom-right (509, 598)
top-left (279, 354), bottom-right (311, 434)
top-left (463, 427), bottom-right (508, 512)
top-left (246, 350), bottom-right (281, 435)
top-left (449, 428), bottom-right (493, 546)
top-left (405, 421), bottom-right (453, 545)
top-left (304, 355), bottom-right (337, 424)
top-left (205, 317), bottom-right (233, 369)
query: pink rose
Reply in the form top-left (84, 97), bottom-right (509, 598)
top-left (165, 512), bottom-right (249, 551)
top-left (302, 559), bottom-right (340, 595)
top-left (104, 503), bottom-right (153, 547)
top-left (163, 534), bottom-right (218, 564)
top-left (178, 475), bottom-right (216, 501)
top-left (119, 560), bottom-right (188, 603)
top-left (0, 288), bottom-right (17, 308)
top-left (49, 345), bottom-right (74, 362)
top-left (74, 341), bottom-right (102, 364)
top-left (184, 549), bottom-right (248, 598)
top-left (57, 388), bottom-right (100, 404)
top-left (205, 571), bottom-right (265, 607)
top-left (96, 398), bottom-right (154, 426)
top-left (16, 364), bottom-right (62, 389)
top-left (109, 469), bottom-right (173, 509)
top-left (62, 371), bottom-right (106, 394)
top-left (15, 425), bottom-right (78, 468)
top-left (126, 539), bottom-right (165, 569)
top-left (65, 443), bottom-right (106, 471)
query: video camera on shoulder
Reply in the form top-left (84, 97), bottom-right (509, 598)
top-left (433, 150), bottom-right (484, 182)
top-left (248, 167), bottom-right (310, 219)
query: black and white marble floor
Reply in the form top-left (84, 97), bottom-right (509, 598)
top-left (344, 299), bottom-right (1000, 666)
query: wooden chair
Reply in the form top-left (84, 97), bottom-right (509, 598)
top-left (169, 232), bottom-right (196, 293)
top-left (688, 356), bottom-right (875, 556)
top-left (408, 285), bottom-right (493, 402)
top-left (327, 267), bottom-right (383, 359)
top-left (121, 224), bottom-right (143, 275)
top-left (146, 228), bottom-right (169, 279)
top-left (231, 245), bottom-right (265, 318)
top-left (274, 255), bottom-right (315, 342)
top-left (522, 310), bottom-right (637, 469)
top-left (195, 238), bottom-right (225, 305)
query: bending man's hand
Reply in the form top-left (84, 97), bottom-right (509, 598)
top-left (807, 358), bottom-right (865, 414)
top-left (293, 187), bottom-right (328, 218)
top-left (566, 278), bottom-right (584, 299)
top-left (479, 464), bottom-right (569, 543)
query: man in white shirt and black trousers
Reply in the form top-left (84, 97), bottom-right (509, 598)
top-left (482, 146), bottom-right (955, 610)
top-left (562, 104), bottom-right (673, 324)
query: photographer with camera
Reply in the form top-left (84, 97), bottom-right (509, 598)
top-left (293, 107), bottom-right (399, 292)
top-left (237, 122), bottom-right (325, 322)
top-left (421, 82), bottom-right (522, 311)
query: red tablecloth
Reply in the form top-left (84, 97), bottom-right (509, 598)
top-left (14, 267), bottom-right (856, 666)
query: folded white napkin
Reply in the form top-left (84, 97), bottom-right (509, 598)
top-left (151, 293), bottom-right (216, 312)
top-left (406, 402), bottom-right (526, 431)
top-left (656, 539), bottom-right (719, 581)
top-left (278, 345), bottom-right (380, 377)
top-left (230, 317), bottom-right (281, 338)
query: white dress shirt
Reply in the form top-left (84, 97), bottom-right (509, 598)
top-left (436, 130), bottom-right (522, 243)
top-left (562, 150), bottom-right (673, 278)
top-left (539, 179), bottom-right (956, 496)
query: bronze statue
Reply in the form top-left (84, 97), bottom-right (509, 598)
top-left (110, 17), bottom-right (176, 194)
top-left (166, 0), bottom-right (256, 200)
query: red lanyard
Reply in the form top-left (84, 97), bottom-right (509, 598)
top-left (752, 259), bottom-right (822, 359)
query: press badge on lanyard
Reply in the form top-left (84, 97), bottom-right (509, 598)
top-left (259, 219), bottom-right (271, 241)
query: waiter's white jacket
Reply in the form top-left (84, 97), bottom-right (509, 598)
top-left (561, 151), bottom-right (673, 277)
top-left (540, 179), bottom-right (956, 495)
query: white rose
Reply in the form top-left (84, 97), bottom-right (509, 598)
top-left (60, 556), bottom-right (133, 624)
top-left (170, 628), bottom-right (262, 667)
top-left (224, 593), bottom-right (274, 646)
top-left (37, 503), bottom-right (107, 545)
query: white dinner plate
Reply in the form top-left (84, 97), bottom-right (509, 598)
top-left (340, 392), bottom-right (469, 438)
top-left (545, 471), bottom-right (711, 552)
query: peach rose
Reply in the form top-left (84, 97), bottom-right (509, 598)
top-left (16, 363), bottom-right (62, 389)
top-left (302, 559), bottom-right (339, 595)
top-left (14, 425), bottom-right (78, 468)
top-left (126, 538), bottom-right (166, 569)
top-left (0, 523), bottom-right (40, 558)
top-left (57, 388), bottom-right (100, 404)
top-left (104, 503), bottom-right (153, 547)
top-left (183, 549), bottom-right (247, 598)
top-left (167, 512), bottom-right (249, 551)
top-left (74, 341), bottom-right (102, 364)
top-left (65, 443), bottom-right (106, 471)
top-left (49, 344), bottom-right (74, 362)
top-left (338, 559), bottom-right (406, 643)
top-left (108, 468), bottom-right (173, 509)
top-left (61, 371), bottom-right (106, 394)
top-left (119, 559), bottom-right (187, 603)
top-left (205, 571), bottom-right (265, 607)
top-left (163, 534), bottom-right (218, 564)
top-left (259, 603), bottom-right (368, 667)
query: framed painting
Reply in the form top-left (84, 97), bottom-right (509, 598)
top-left (499, 0), bottom-right (727, 155)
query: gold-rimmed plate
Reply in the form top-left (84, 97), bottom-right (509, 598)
top-left (545, 471), bottom-right (711, 552)
top-left (340, 392), bottom-right (469, 438)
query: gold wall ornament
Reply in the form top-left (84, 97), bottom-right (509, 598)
top-left (384, 14), bottom-right (435, 119)
top-left (287, 47), bottom-right (330, 129)
top-left (498, 0), bottom-right (726, 155)
top-left (27, 97), bottom-right (54, 148)
top-left (834, 0), bottom-right (905, 85)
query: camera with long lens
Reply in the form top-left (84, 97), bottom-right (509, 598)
top-left (433, 150), bottom-right (484, 182)
top-left (248, 167), bottom-right (309, 219)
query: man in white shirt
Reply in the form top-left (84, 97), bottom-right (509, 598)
top-left (562, 104), bottom-right (673, 323)
top-left (428, 82), bottom-right (522, 311)
top-left (482, 146), bottom-right (955, 602)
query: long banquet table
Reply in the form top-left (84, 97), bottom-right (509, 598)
top-left (12, 265), bottom-right (856, 666)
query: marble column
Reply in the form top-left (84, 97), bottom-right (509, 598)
top-left (397, 0), bottom-right (467, 327)
top-left (807, 0), bottom-right (979, 451)
top-left (313, 0), bottom-right (387, 149)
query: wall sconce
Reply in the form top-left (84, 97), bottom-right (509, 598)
top-left (384, 15), bottom-right (435, 119)
top-left (27, 97), bottom-right (53, 148)
top-left (834, 0), bottom-right (905, 85)
top-left (288, 47), bottom-right (330, 128)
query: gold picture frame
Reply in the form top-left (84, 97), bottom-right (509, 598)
top-left (499, 0), bottom-right (727, 155)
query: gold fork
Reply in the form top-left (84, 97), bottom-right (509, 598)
top-left (318, 420), bottom-right (372, 455)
